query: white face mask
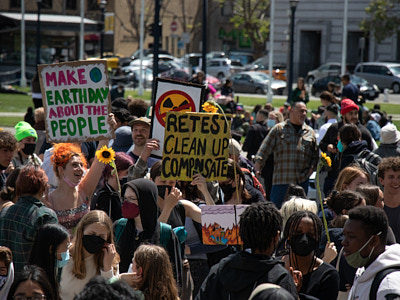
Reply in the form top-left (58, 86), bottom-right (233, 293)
top-left (267, 119), bottom-right (276, 128)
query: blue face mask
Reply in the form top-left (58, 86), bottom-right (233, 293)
top-left (337, 140), bottom-right (344, 153)
top-left (267, 119), bottom-right (276, 128)
top-left (56, 250), bottom-right (70, 268)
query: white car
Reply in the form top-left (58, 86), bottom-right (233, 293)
top-left (206, 58), bottom-right (245, 80)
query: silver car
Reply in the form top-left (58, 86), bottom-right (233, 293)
top-left (207, 58), bottom-right (244, 80)
top-left (354, 62), bottom-right (400, 94)
top-left (229, 71), bottom-right (286, 95)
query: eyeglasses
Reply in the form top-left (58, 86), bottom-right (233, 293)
top-left (13, 295), bottom-right (47, 300)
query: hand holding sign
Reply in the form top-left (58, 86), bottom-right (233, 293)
top-left (139, 138), bottom-right (160, 162)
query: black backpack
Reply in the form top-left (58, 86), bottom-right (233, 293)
top-left (351, 149), bottom-right (382, 186)
top-left (369, 266), bottom-right (400, 300)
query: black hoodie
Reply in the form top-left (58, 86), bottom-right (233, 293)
top-left (196, 251), bottom-right (297, 300)
top-left (114, 178), bottom-right (183, 285)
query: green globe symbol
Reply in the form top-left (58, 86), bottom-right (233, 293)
top-left (90, 67), bottom-right (102, 83)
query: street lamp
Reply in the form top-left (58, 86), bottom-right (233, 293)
top-left (98, 0), bottom-right (107, 59)
top-left (36, 0), bottom-right (42, 66)
top-left (287, 0), bottom-right (299, 103)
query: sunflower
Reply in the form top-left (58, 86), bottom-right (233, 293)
top-left (320, 152), bottom-right (332, 167)
top-left (202, 101), bottom-right (218, 113)
top-left (96, 145), bottom-right (116, 164)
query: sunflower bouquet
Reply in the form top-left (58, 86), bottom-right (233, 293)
top-left (316, 152), bottom-right (332, 243)
top-left (95, 146), bottom-right (121, 193)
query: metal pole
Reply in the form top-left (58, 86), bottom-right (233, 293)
top-left (100, 5), bottom-right (105, 58)
top-left (152, 0), bottom-right (161, 101)
top-left (20, 0), bottom-right (26, 87)
top-left (36, 0), bottom-right (41, 66)
top-left (341, 0), bottom-right (348, 76)
top-left (202, 0), bottom-right (207, 75)
top-left (79, 0), bottom-right (84, 60)
top-left (287, 5), bottom-right (296, 103)
top-left (138, 0), bottom-right (145, 95)
top-left (267, 0), bottom-right (275, 103)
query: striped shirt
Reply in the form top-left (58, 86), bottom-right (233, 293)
top-left (255, 120), bottom-right (318, 185)
top-left (0, 195), bottom-right (58, 273)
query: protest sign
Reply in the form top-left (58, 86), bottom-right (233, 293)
top-left (201, 205), bottom-right (248, 245)
top-left (161, 111), bottom-right (230, 181)
top-left (151, 78), bottom-right (205, 157)
top-left (38, 60), bottom-right (114, 143)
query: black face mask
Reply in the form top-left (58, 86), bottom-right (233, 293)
top-left (220, 183), bottom-right (236, 201)
top-left (157, 185), bottom-right (171, 199)
top-left (22, 143), bottom-right (36, 155)
top-left (289, 233), bottom-right (317, 256)
top-left (82, 235), bottom-right (106, 254)
top-left (119, 177), bottom-right (128, 187)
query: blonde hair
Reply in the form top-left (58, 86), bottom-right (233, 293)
top-left (280, 197), bottom-right (318, 231)
top-left (269, 111), bottom-right (284, 123)
top-left (334, 166), bottom-right (369, 192)
top-left (70, 210), bottom-right (119, 279)
top-left (134, 244), bottom-right (178, 300)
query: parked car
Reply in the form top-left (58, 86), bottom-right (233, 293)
top-left (354, 62), bottom-right (400, 94)
top-left (229, 71), bottom-right (286, 95)
top-left (311, 74), bottom-right (379, 100)
top-left (229, 51), bottom-right (255, 65)
top-left (306, 63), bottom-right (355, 84)
top-left (244, 56), bottom-right (287, 81)
top-left (119, 66), bottom-right (153, 88)
top-left (206, 58), bottom-right (245, 79)
top-left (130, 48), bottom-right (171, 60)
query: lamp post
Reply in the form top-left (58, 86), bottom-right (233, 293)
top-left (99, 0), bottom-right (107, 59)
top-left (36, 0), bottom-right (42, 66)
top-left (287, 0), bottom-right (299, 103)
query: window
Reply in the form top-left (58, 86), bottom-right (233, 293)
top-left (10, 0), bottom-right (21, 8)
top-left (42, 0), bottom-right (53, 9)
top-left (66, 0), bottom-right (77, 10)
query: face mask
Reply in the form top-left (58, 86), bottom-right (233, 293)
top-left (220, 183), bottom-right (236, 200)
top-left (0, 275), bottom-right (7, 290)
top-left (267, 119), bottom-right (276, 128)
top-left (22, 143), bottom-right (36, 155)
top-left (345, 232), bottom-right (381, 268)
top-left (63, 175), bottom-right (80, 188)
top-left (337, 140), bottom-right (344, 153)
top-left (56, 250), bottom-right (70, 268)
top-left (119, 177), bottom-right (128, 187)
top-left (289, 233), bottom-right (317, 256)
top-left (82, 235), bottom-right (106, 254)
top-left (157, 185), bottom-right (171, 199)
top-left (121, 201), bottom-right (140, 219)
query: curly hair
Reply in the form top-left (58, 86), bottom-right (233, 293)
top-left (239, 202), bottom-right (282, 253)
top-left (348, 206), bottom-right (388, 245)
top-left (0, 130), bottom-right (17, 151)
top-left (327, 190), bottom-right (364, 228)
top-left (51, 143), bottom-right (87, 178)
top-left (134, 245), bottom-right (178, 300)
top-left (378, 157), bottom-right (400, 179)
top-left (128, 99), bottom-right (149, 118)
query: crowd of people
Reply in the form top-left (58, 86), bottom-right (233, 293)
top-left (1, 75), bottom-right (400, 300)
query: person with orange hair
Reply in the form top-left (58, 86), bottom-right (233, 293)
top-left (46, 114), bottom-right (116, 234)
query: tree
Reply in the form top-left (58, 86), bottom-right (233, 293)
top-left (360, 0), bottom-right (400, 43)
top-left (221, 0), bottom-right (271, 58)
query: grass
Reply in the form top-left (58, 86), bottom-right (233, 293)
top-left (0, 117), bottom-right (24, 128)
top-left (0, 93), bottom-right (32, 112)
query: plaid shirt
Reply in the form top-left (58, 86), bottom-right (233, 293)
top-left (0, 195), bottom-right (58, 273)
top-left (255, 120), bottom-right (318, 185)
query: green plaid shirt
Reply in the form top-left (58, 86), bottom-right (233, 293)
top-left (255, 120), bottom-right (318, 185)
top-left (0, 195), bottom-right (58, 273)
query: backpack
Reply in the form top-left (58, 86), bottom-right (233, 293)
top-left (114, 218), bottom-right (187, 248)
top-left (369, 266), bottom-right (400, 300)
top-left (241, 168), bottom-right (266, 199)
top-left (351, 149), bottom-right (382, 186)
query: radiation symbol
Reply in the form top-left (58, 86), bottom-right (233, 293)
top-left (155, 90), bottom-right (196, 127)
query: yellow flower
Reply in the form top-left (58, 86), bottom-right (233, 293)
top-left (96, 145), bottom-right (116, 164)
top-left (320, 152), bottom-right (332, 167)
top-left (202, 101), bottom-right (218, 113)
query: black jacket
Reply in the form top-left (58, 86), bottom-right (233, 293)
top-left (114, 179), bottom-right (183, 285)
top-left (242, 122), bottom-right (269, 160)
top-left (195, 251), bottom-right (297, 300)
top-left (339, 140), bottom-right (368, 171)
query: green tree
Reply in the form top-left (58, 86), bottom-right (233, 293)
top-left (221, 0), bottom-right (270, 58)
top-left (361, 0), bottom-right (400, 43)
